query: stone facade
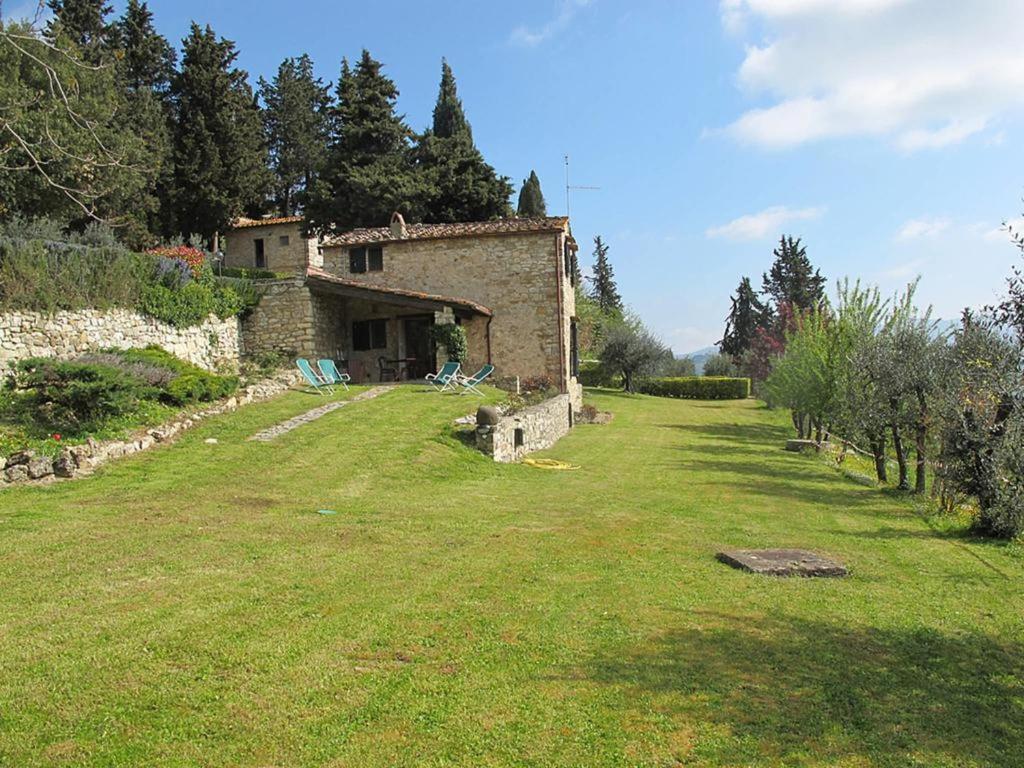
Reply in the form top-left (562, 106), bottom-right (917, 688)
top-left (475, 392), bottom-right (577, 463)
top-left (320, 225), bottom-right (578, 391)
top-left (224, 218), bottom-right (321, 274)
top-left (0, 309), bottom-right (240, 378)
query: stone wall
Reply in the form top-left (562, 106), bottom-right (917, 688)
top-left (0, 309), bottom-right (240, 377)
top-left (475, 393), bottom-right (575, 463)
top-left (240, 278), bottom-right (316, 358)
top-left (322, 229), bottom-right (573, 390)
top-left (224, 221), bottom-right (321, 274)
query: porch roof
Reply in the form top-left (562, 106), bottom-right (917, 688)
top-left (305, 267), bottom-right (493, 317)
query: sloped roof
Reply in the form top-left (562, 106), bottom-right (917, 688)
top-left (305, 267), bottom-right (492, 317)
top-left (322, 217), bottom-right (569, 247)
top-left (229, 216), bottom-right (304, 230)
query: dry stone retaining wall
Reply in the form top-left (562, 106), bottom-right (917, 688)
top-left (0, 309), bottom-right (240, 378)
top-left (476, 393), bottom-right (575, 463)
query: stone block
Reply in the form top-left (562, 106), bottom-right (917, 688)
top-left (4, 464), bottom-right (29, 483)
top-left (716, 549), bottom-right (847, 577)
top-left (26, 455), bottom-right (54, 479)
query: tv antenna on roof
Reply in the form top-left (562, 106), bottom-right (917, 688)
top-left (564, 154), bottom-right (600, 219)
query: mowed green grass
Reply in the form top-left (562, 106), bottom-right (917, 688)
top-left (1, 387), bottom-right (1022, 767)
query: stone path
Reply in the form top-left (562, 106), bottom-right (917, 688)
top-left (249, 386), bottom-right (392, 442)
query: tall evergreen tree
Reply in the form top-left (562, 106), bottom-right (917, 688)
top-left (516, 170), bottom-right (546, 217)
top-left (414, 59), bottom-right (512, 222)
top-left (259, 54), bottom-right (330, 216)
top-left (762, 235), bottom-right (826, 311)
top-left (589, 235), bottom-right (622, 314)
top-left (171, 23), bottom-right (270, 244)
top-left (305, 50), bottom-right (421, 232)
top-left (45, 0), bottom-right (112, 61)
top-left (111, 0), bottom-right (175, 94)
top-left (720, 276), bottom-right (770, 359)
top-left (110, 0), bottom-right (176, 243)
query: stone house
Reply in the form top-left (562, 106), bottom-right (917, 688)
top-left (224, 215), bottom-right (322, 273)
top-left (229, 213), bottom-right (581, 404)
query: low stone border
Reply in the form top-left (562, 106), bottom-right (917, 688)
top-left (475, 393), bottom-right (576, 463)
top-left (0, 370), bottom-right (301, 489)
top-left (248, 385), bottom-right (391, 442)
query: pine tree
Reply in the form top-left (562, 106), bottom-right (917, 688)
top-left (259, 54), bottom-right (330, 215)
top-left (414, 59), bottom-right (512, 223)
top-left (171, 23), bottom-right (270, 243)
top-left (589, 235), bottom-right (622, 314)
top-left (762, 235), bottom-right (826, 311)
top-left (306, 50), bottom-right (421, 232)
top-left (516, 170), bottom-right (546, 217)
top-left (110, 0), bottom-right (176, 243)
top-left (720, 276), bottom-right (769, 359)
top-left (46, 0), bottom-right (112, 61)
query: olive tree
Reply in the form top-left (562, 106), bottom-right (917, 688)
top-left (599, 318), bottom-right (669, 393)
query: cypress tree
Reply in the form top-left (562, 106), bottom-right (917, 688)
top-left (414, 59), bottom-right (512, 223)
top-left (306, 50), bottom-right (421, 232)
top-left (762, 235), bottom-right (826, 311)
top-left (259, 54), bottom-right (331, 215)
top-left (720, 276), bottom-right (769, 359)
top-left (110, 0), bottom-right (176, 243)
top-left (111, 0), bottom-right (175, 94)
top-left (516, 170), bottom-right (546, 217)
top-left (589, 235), bottom-right (622, 314)
top-left (171, 23), bottom-right (270, 244)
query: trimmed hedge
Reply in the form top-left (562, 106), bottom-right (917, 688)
top-left (638, 376), bottom-right (751, 400)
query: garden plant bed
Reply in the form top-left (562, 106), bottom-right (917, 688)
top-left (1, 370), bottom-right (301, 488)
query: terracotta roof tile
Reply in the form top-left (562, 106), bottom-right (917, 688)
top-left (305, 267), bottom-right (492, 316)
top-left (229, 215), bottom-right (304, 230)
top-left (322, 217), bottom-right (569, 247)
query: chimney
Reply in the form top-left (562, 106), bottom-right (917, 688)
top-left (390, 211), bottom-right (407, 239)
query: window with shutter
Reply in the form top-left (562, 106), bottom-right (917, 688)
top-left (349, 247), bottom-right (367, 273)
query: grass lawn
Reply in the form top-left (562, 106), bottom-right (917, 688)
top-left (1, 386), bottom-right (1022, 767)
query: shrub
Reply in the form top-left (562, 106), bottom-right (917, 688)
top-left (0, 237), bottom-right (248, 328)
top-left (637, 376), bottom-right (751, 400)
top-left (520, 375), bottom-right (553, 393)
top-left (8, 358), bottom-right (152, 431)
top-left (430, 324), bottom-right (468, 363)
top-left (577, 360), bottom-right (620, 388)
top-left (145, 245), bottom-right (206, 278)
top-left (218, 266), bottom-right (279, 280)
top-left (110, 346), bottom-right (238, 405)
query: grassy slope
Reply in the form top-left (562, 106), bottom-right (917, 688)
top-left (0, 387), bottom-right (1021, 767)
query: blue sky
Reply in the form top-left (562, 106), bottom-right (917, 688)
top-left (8, 0), bottom-right (1024, 352)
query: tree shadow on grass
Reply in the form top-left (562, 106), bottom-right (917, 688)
top-left (663, 422), bottom-right (793, 447)
top-left (578, 611), bottom-right (1024, 767)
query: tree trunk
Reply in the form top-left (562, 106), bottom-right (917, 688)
top-left (814, 419), bottom-right (823, 446)
top-left (623, 370), bottom-right (632, 393)
top-left (869, 432), bottom-right (888, 483)
top-left (792, 411), bottom-right (803, 438)
top-left (891, 422), bottom-right (910, 490)
top-left (915, 389), bottom-right (928, 493)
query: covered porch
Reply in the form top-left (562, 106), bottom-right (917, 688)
top-left (305, 269), bottom-right (493, 384)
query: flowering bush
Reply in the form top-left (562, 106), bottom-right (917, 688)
top-left (145, 245), bottom-right (206, 278)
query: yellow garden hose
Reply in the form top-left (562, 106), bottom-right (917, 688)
top-left (522, 457), bottom-right (580, 471)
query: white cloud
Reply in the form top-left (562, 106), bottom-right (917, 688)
top-left (706, 204), bottom-right (824, 241)
top-left (981, 217), bottom-right (1024, 244)
top-left (720, 0), bottom-right (1024, 150)
top-left (895, 216), bottom-right (951, 242)
top-left (510, 0), bottom-right (591, 47)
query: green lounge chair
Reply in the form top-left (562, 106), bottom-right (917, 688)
top-left (426, 361), bottom-right (461, 392)
top-left (317, 358), bottom-right (350, 390)
top-left (458, 364), bottom-right (495, 396)
top-left (296, 358), bottom-right (333, 395)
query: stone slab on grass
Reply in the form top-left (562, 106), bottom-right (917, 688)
top-left (716, 548), bottom-right (847, 577)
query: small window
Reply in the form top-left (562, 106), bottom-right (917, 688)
top-left (349, 247), bottom-right (367, 273)
top-left (279, 234), bottom-right (290, 246)
top-left (368, 246), bottom-right (383, 271)
top-left (352, 318), bottom-right (387, 351)
top-left (254, 238), bottom-right (266, 269)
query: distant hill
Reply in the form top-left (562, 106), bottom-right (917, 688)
top-left (678, 345), bottom-right (718, 374)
